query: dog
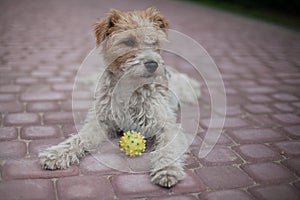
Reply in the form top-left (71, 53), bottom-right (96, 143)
top-left (39, 7), bottom-right (201, 188)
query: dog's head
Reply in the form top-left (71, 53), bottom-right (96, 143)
top-left (94, 7), bottom-right (169, 79)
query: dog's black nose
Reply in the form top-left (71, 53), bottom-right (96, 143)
top-left (144, 60), bottom-right (158, 73)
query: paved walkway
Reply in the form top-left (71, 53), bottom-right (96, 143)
top-left (0, 0), bottom-right (300, 199)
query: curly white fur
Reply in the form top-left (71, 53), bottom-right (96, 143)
top-left (39, 7), bottom-right (201, 188)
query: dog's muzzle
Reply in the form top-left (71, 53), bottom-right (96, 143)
top-left (144, 60), bottom-right (158, 73)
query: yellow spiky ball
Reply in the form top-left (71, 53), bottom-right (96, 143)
top-left (119, 130), bottom-right (146, 157)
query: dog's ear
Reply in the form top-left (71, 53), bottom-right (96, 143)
top-left (94, 9), bottom-right (122, 46)
top-left (94, 19), bottom-right (109, 46)
top-left (145, 7), bottom-right (169, 31)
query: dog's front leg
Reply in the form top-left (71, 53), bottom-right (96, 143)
top-left (39, 110), bottom-right (107, 170)
top-left (150, 122), bottom-right (188, 188)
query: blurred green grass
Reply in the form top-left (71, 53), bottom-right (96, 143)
top-left (184, 0), bottom-right (300, 30)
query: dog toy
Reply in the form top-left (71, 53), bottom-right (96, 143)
top-left (119, 130), bottom-right (146, 157)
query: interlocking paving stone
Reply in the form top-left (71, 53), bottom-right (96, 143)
top-left (200, 146), bottom-right (242, 166)
top-left (27, 101), bottom-right (60, 112)
top-left (292, 102), bottom-right (300, 108)
top-left (246, 94), bottom-right (273, 103)
top-left (185, 153), bottom-right (201, 169)
top-left (43, 112), bottom-right (74, 124)
top-left (47, 77), bottom-right (67, 83)
top-left (32, 71), bottom-right (55, 78)
top-left (210, 133), bottom-right (234, 145)
top-left (61, 100), bottom-right (91, 111)
top-left (200, 189), bottom-right (254, 200)
top-left (195, 166), bottom-right (254, 189)
top-left (16, 77), bottom-right (39, 84)
top-left (111, 173), bottom-right (168, 199)
top-left (272, 93), bottom-right (298, 101)
top-left (244, 104), bottom-right (272, 114)
top-left (282, 157), bottom-right (300, 176)
top-left (247, 114), bottom-right (278, 127)
top-left (228, 128), bottom-right (285, 144)
top-left (294, 181), bottom-right (300, 190)
top-left (274, 141), bottom-right (300, 156)
top-left (0, 85), bottom-right (22, 93)
top-left (28, 138), bottom-right (64, 155)
top-left (0, 94), bottom-right (16, 102)
top-left (243, 87), bottom-right (275, 94)
top-left (4, 113), bottom-right (40, 126)
top-left (20, 92), bottom-right (66, 101)
top-left (171, 170), bottom-right (206, 194)
top-left (0, 127), bottom-right (18, 141)
top-left (0, 141), bottom-right (27, 159)
top-left (249, 184), bottom-right (300, 200)
top-left (234, 144), bottom-right (282, 162)
top-left (283, 125), bottom-right (300, 138)
top-left (242, 162), bottom-right (296, 184)
top-left (79, 155), bottom-right (119, 175)
top-left (273, 103), bottom-right (294, 112)
top-left (201, 117), bottom-right (249, 128)
top-left (224, 105), bottom-right (243, 116)
top-left (273, 114), bottom-right (300, 124)
top-left (0, 102), bottom-right (23, 113)
top-left (62, 124), bottom-right (78, 137)
top-left (0, 179), bottom-right (55, 200)
top-left (150, 195), bottom-right (198, 200)
top-left (21, 125), bottom-right (62, 140)
top-left (52, 83), bottom-right (74, 91)
top-left (2, 159), bottom-right (79, 180)
top-left (57, 176), bottom-right (114, 200)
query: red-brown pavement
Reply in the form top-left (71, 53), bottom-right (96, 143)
top-left (0, 0), bottom-right (299, 199)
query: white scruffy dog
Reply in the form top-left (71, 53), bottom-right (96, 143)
top-left (39, 7), bottom-right (200, 188)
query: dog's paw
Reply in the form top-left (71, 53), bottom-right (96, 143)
top-left (39, 149), bottom-right (79, 170)
top-left (151, 166), bottom-right (185, 188)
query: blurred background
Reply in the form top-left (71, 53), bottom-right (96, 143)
top-left (187, 0), bottom-right (300, 30)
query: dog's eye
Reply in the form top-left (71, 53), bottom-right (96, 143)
top-left (123, 39), bottom-right (136, 47)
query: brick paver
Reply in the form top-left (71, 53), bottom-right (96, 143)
top-left (79, 155), bottom-right (120, 175)
top-left (200, 189), bottom-right (254, 200)
top-left (275, 140), bottom-right (300, 154)
top-left (2, 159), bottom-right (79, 180)
top-left (283, 125), bottom-right (300, 138)
top-left (249, 184), bottom-right (300, 200)
top-left (242, 162), bottom-right (296, 184)
top-left (27, 101), bottom-right (60, 112)
top-left (57, 176), bottom-right (115, 200)
top-left (200, 146), bottom-right (242, 166)
top-left (21, 125), bottom-right (62, 140)
top-left (0, 179), bottom-right (55, 200)
top-left (0, 127), bottom-right (17, 141)
top-left (282, 157), bottom-right (300, 176)
top-left (0, 141), bottom-right (27, 159)
top-left (28, 138), bottom-right (64, 155)
top-left (43, 112), bottom-right (74, 124)
top-left (228, 128), bottom-right (286, 144)
top-left (150, 195), bottom-right (198, 200)
top-left (196, 166), bottom-right (254, 189)
top-left (111, 173), bottom-right (169, 199)
top-left (234, 144), bottom-right (282, 162)
top-left (4, 113), bottom-right (41, 126)
top-left (0, 0), bottom-right (299, 199)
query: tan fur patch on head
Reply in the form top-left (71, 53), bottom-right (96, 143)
top-left (109, 51), bottom-right (136, 73)
top-left (94, 7), bottom-right (169, 46)
top-left (94, 7), bottom-right (169, 76)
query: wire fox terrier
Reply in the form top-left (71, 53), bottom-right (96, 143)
top-left (39, 7), bottom-right (201, 188)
